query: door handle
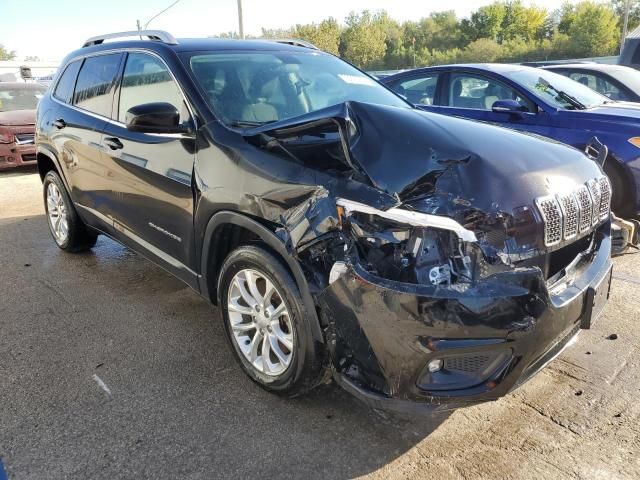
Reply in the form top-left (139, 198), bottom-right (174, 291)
top-left (53, 118), bottom-right (66, 129)
top-left (103, 137), bottom-right (124, 150)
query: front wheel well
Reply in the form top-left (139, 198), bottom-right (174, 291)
top-left (37, 151), bottom-right (58, 181)
top-left (205, 222), bottom-right (283, 304)
top-left (200, 212), bottom-right (325, 344)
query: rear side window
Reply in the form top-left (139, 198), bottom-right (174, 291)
top-left (393, 75), bottom-right (439, 105)
top-left (73, 54), bottom-right (122, 117)
top-left (118, 53), bottom-right (188, 123)
top-left (53, 61), bottom-right (81, 104)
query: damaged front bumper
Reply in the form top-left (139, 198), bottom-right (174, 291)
top-left (318, 229), bottom-right (612, 415)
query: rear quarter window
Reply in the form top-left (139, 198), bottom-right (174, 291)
top-left (53, 61), bottom-right (82, 104)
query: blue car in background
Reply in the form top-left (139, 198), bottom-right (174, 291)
top-left (381, 64), bottom-right (640, 217)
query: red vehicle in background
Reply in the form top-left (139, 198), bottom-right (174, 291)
top-left (0, 82), bottom-right (47, 170)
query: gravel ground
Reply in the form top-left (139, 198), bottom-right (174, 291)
top-left (1, 167), bottom-right (639, 479)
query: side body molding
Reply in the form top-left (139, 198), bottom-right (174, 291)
top-left (199, 211), bottom-right (325, 344)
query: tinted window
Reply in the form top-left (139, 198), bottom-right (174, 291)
top-left (394, 75), bottom-right (439, 105)
top-left (118, 53), bottom-right (188, 123)
top-left (188, 52), bottom-right (409, 126)
top-left (567, 71), bottom-right (624, 100)
top-left (53, 61), bottom-right (81, 104)
top-left (73, 54), bottom-right (121, 117)
top-left (447, 73), bottom-right (534, 111)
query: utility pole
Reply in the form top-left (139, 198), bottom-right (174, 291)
top-left (237, 0), bottom-right (245, 39)
top-left (622, 0), bottom-right (631, 54)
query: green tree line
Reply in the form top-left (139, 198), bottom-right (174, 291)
top-left (255, 1), bottom-right (637, 70)
top-left (1, 0), bottom-right (637, 66)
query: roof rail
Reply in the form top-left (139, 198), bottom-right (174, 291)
top-left (83, 30), bottom-right (178, 48)
top-left (269, 39), bottom-right (319, 50)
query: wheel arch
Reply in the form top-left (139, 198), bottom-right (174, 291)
top-left (36, 145), bottom-right (70, 189)
top-left (200, 211), bottom-right (325, 344)
top-left (605, 151), bottom-right (637, 217)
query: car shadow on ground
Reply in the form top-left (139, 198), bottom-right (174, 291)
top-left (0, 164), bottom-right (38, 178)
top-left (1, 214), bottom-right (451, 479)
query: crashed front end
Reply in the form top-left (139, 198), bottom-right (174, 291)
top-left (242, 101), bottom-right (613, 413)
top-left (312, 197), bottom-right (611, 414)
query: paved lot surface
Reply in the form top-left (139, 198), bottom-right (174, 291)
top-left (1, 167), bottom-right (639, 479)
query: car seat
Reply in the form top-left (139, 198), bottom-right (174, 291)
top-left (484, 83), bottom-right (503, 109)
top-left (242, 69), bottom-right (280, 123)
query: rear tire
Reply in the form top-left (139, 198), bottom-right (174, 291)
top-left (604, 160), bottom-right (635, 218)
top-left (43, 171), bottom-right (97, 252)
top-left (218, 245), bottom-right (326, 397)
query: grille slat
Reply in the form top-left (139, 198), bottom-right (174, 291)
top-left (558, 193), bottom-right (579, 240)
top-left (598, 176), bottom-right (611, 220)
top-left (536, 176), bottom-right (609, 247)
top-left (575, 185), bottom-right (593, 234)
top-left (587, 179), bottom-right (602, 226)
top-left (536, 196), bottom-right (563, 246)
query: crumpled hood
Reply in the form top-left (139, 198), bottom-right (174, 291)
top-left (346, 102), bottom-right (603, 203)
top-left (0, 109), bottom-right (36, 126)
top-left (246, 101), bottom-right (604, 217)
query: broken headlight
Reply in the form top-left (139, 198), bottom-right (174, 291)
top-left (336, 199), bottom-right (479, 286)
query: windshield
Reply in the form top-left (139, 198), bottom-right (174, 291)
top-left (607, 66), bottom-right (640, 94)
top-left (188, 51), bottom-right (409, 126)
top-left (505, 68), bottom-right (609, 109)
top-left (0, 87), bottom-right (46, 112)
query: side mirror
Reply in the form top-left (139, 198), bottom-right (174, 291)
top-left (491, 99), bottom-right (529, 118)
top-left (125, 102), bottom-right (186, 134)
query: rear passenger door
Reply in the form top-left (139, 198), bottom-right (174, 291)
top-left (49, 53), bottom-right (123, 228)
top-left (99, 51), bottom-right (197, 280)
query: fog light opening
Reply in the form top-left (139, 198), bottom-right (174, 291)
top-left (428, 359), bottom-right (443, 373)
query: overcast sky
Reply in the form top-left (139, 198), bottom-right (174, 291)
top-left (1, 0), bottom-right (603, 61)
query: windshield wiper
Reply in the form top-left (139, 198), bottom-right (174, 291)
top-left (228, 120), bottom-right (276, 128)
top-left (538, 78), bottom-right (587, 110)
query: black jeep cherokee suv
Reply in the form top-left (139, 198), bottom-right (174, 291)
top-left (36, 31), bottom-right (613, 414)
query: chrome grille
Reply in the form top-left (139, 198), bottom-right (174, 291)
top-left (598, 176), bottom-right (611, 220)
top-left (536, 176), bottom-right (609, 247)
top-left (535, 196), bottom-right (563, 246)
top-left (14, 133), bottom-right (35, 145)
top-left (575, 185), bottom-right (592, 234)
top-left (557, 193), bottom-right (579, 240)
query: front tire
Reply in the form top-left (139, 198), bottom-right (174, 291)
top-left (43, 171), bottom-right (97, 252)
top-left (218, 245), bottom-right (325, 396)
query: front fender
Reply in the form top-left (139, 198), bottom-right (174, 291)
top-left (199, 210), bottom-right (325, 344)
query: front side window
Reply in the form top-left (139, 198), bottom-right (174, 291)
top-left (53, 60), bottom-right (81, 104)
top-left (447, 73), bottom-right (534, 111)
top-left (394, 75), bottom-right (439, 105)
top-left (73, 54), bottom-right (122, 117)
top-left (505, 68), bottom-right (608, 110)
top-left (187, 51), bottom-right (409, 126)
top-left (118, 53), bottom-right (189, 123)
